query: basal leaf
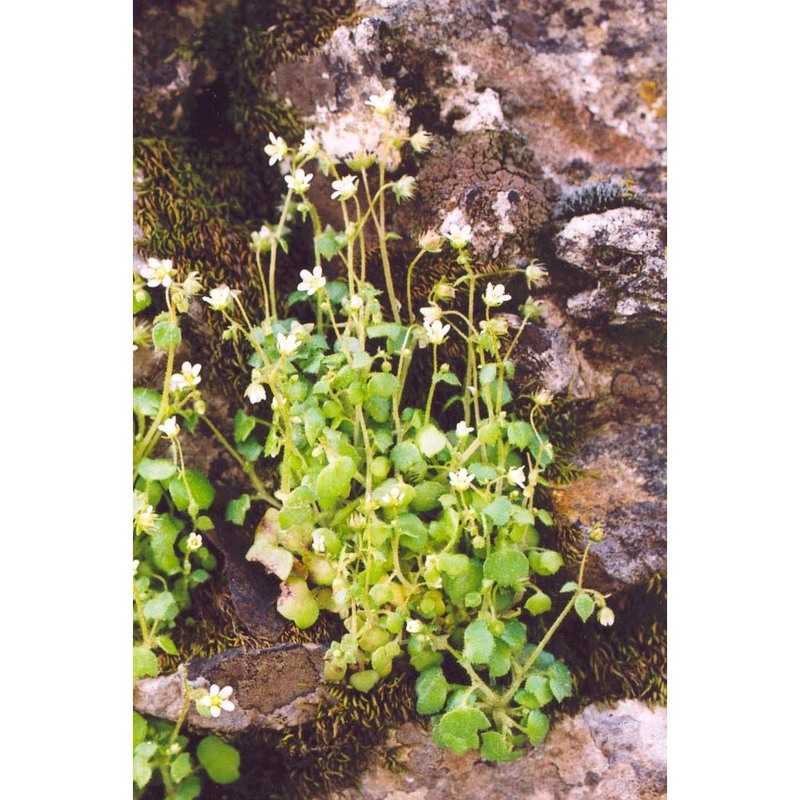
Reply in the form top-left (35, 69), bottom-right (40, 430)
top-left (463, 620), bottom-right (495, 664)
top-left (197, 736), bottom-right (240, 785)
top-left (415, 665), bottom-right (449, 715)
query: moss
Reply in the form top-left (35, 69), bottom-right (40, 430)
top-left (553, 176), bottom-right (650, 220)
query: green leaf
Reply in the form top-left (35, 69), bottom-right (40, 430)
top-left (536, 508), bottom-right (554, 526)
top-left (417, 424), bottom-right (449, 457)
top-left (397, 513), bottom-right (428, 552)
top-left (176, 776), bottom-right (201, 800)
top-left (133, 388), bottom-right (162, 417)
top-left (463, 620), bottom-right (495, 664)
top-left (150, 516), bottom-right (181, 575)
top-left (155, 635), bottom-right (179, 655)
top-left (133, 288), bottom-right (151, 314)
top-left (197, 736), bottom-right (240, 785)
top-left (529, 431), bottom-right (555, 467)
top-left (488, 640), bottom-right (512, 678)
top-left (438, 553), bottom-right (469, 577)
top-left (484, 550), bottom-right (529, 586)
top-left (303, 406), bottom-right (325, 445)
top-left (410, 481), bottom-right (446, 512)
top-left (525, 709), bottom-right (550, 745)
top-left (138, 458), bottom-right (176, 481)
top-left (152, 320), bottom-right (182, 349)
top-left (479, 364), bottom-right (497, 386)
top-left (574, 592), bottom-right (595, 623)
top-left (525, 590), bottom-right (552, 616)
top-left (477, 421), bottom-right (501, 446)
top-left (483, 497), bottom-right (513, 526)
top-left (133, 741), bottom-right (157, 789)
top-left (506, 420), bottom-right (534, 449)
top-left (315, 224), bottom-right (348, 260)
top-left (195, 515), bottom-right (214, 531)
top-left (390, 442), bottom-right (424, 473)
top-left (233, 409), bottom-right (257, 443)
top-left (133, 712), bottom-right (148, 748)
top-left (442, 559), bottom-right (483, 606)
top-left (480, 731), bottom-right (522, 762)
top-left (500, 619), bottom-right (528, 653)
top-left (530, 550), bottom-right (563, 576)
top-left (143, 591), bottom-right (179, 622)
top-left (559, 581), bottom-right (579, 593)
top-left (525, 674), bottom-right (554, 707)
top-left (246, 538), bottom-right (294, 581)
top-left (467, 462), bottom-right (497, 482)
top-left (432, 708), bottom-right (491, 754)
top-left (133, 647), bottom-right (159, 680)
top-left (349, 669), bottom-right (382, 692)
top-left (169, 470), bottom-right (215, 514)
top-left (170, 752), bottom-right (194, 783)
top-left (368, 372), bottom-right (399, 399)
top-left (547, 661), bottom-right (574, 702)
top-left (276, 577), bottom-right (319, 628)
top-left (364, 395), bottom-right (390, 423)
top-left (316, 456), bottom-right (356, 511)
top-left (415, 665), bottom-right (449, 715)
top-left (225, 494), bottom-right (251, 525)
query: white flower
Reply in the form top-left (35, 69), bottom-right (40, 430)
top-left (347, 294), bottom-right (364, 314)
top-left (423, 319), bottom-right (451, 345)
top-left (380, 486), bottom-right (407, 507)
top-left (264, 132), bottom-right (288, 165)
top-left (507, 466), bottom-right (526, 489)
top-left (392, 175), bottom-right (416, 202)
top-left (312, 530), bottom-right (327, 554)
top-left (433, 281), bottom-right (456, 301)
top-left (140, 257), bottom-right (175, 288)
top-left (169, 361), bottom-right (202, 392)
top-left (331, 175), bottom-right (359, 201)
top-left (525, 261), bottom-right (549, 287)
top-left (598, 607), bottom-right (615, 627)
top-left (277, 331), bottom-right (302, 356)
top-left (187, 532), bottom-right (203, 551)
top-left (202, 285), bottom-right (235, 312)
top-left (285, 168), bottom-right (313, 193)
top-left (483, 282), bottom-right (511, 307)
top-left (289, 319), bottom-right (314, 340)
top-left (245, 382), bottom-right (267, 404)
top-left (420, 305), bottom-right (442, 324)
top-left (418, 229), bottom-right (443, 252)
top-left (251, 224), bottom-right (284, 252)
top-left (455, 421), bottom-right (474, 440)
top-left (182, 271), bottom-right (203, 296)
top-left (299, 129), bottom-right (320, 158)
top-left (366, 88), bottom-right (394, 115)
top-left (197, 684), bottom-right (235, 718)
top-left (405, 618), bottom-right (423, 634)
top-left (158, 416), bottom-right (180, 439)
top-left (297, 266), bottom-right (327, 295)
top-left (135, 504), bottom-right (158, 533)
top-left (444, 224), bottom-right (472, 249)
top-left (449, 468), bottom-right (474, 492)
top-left (410, 128), bottom-right (432, 153)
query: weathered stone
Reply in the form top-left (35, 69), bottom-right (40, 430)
top-left (330, 700), bottom-right (666, 800)
top-left (133, 644), bottom-right (327, 733)
top-left (555, 208), bottom-right (666, 326)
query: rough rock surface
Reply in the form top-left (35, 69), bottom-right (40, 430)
top-left (330, 700), bottom-right (666, 800)
top-left (133, 644), bottom-right (327, 733)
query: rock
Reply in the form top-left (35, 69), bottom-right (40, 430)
top-left (329, 700), bottom-right (666, 800)
top-left (133, 644), bottom-right (327, 733)
top-left (551, 420), bottom-right (666, 592)
top-left (555, 208), bottom-right (666, 326)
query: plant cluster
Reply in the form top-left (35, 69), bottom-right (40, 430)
top-left (182, 88), bottom-right (616, 762)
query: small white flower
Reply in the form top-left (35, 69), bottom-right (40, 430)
top-left (455, 421), bottom-right (474, 440)
top-left (433, 281), bottom-right (456, 301)
top-left (299, 129), bottom-right (320, 158)
top-left (135, 504), bottom-right (158, 533)
top-left (251, 224), bottom-right (280, 252)
top-left (289, 319), bottom-right (314, 339)
top-left (312, 530), bottom-right (327, 554)
top-left (285, 168), bottom-right (313, 193)
top-left (449, 468), bottom-right (474, 492)
top-left (507, 466), bottom-right (526, 489)
top-left (392, 175), bottom-right (416, 202)
top-left (202, 285), bottom-right (235, 312)
top-left (483, 282), bottom-right (511, 307)
top-left (297, 266), bottom-right (327, 295)
top-left (366, 88), bottom-right (394, 115)
top-left (420, 305), bottom-right (442, 324)
top-left (598, 607), bottom-right (615, 627)
top-left (277, 331), bottom-right (302, 356)
top-left (245, 382), bottom-right (267, 404)
top-left (182, 272), bottom-right (203, 296)
top-left (380, 486), bottom-right (407, 507)
top-left (444, 224), bottom-right (472, 249)
top-left (418, 229), bottom-right (443, 252)
top-left (405, 618), bottom-right (423, 634)
top-left (187, 532), bottom-right (203, 551)
top-left (525, 261), bottom-right (549, 287)
top-left (264, 132), bottom-right (288, 165)
top-left (140, 257), bottom-right (175, 288)
top-left (480, 317), bottom-right (509, 337)
top-left (423, 318), bottom-right (451, 345)
top-left (347, 294), bottom-right (363, 314)
top-left (331, 175), bottom-right (359, 201)
top-left (158, 416), bottom-right (180, 439)
top-left (409, 128), bottom-right (432, 153)
top-left (169, 361), bottom-right (202, 392)
top-left (198, 684), bottom-right (235, 718)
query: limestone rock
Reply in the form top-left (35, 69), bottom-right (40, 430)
top-left (330, 700), bottom-right (666, 800)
